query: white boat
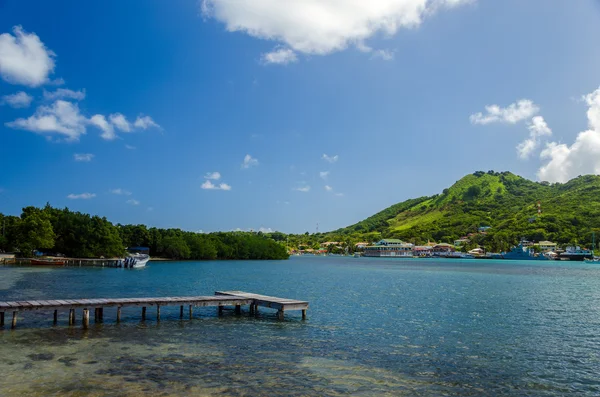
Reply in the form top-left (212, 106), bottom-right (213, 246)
top-left (129, 253), bottom-right (149, 268)
top-left (121, 247), bottom-right (150, 268)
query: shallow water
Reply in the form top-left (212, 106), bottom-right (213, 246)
top-left (1, 256), bottom-right (600, 396)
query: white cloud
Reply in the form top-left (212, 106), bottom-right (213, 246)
top-left (43, 88), bottom-right (85, 101)
top-left (67, 192), bottom-right (95, 200)
top-left (1, 91), bottom-right (33, 108)
top-left (294, 185), bottom-right (311, 192)
top-left (201, 0), bottom-right (470, 60)
top-left (6, 100), bottom-right (87, 141)
top-left (261, 47), bottom-right (298, 65)
top-left (470, 99), bottom-right (539, 125)
top-left (125, 144), bottom-right (136, 150)
top-left (258, 227), bottom-right (274, 233)
top-left (0, 26), bottom-right (56, 87)
top-left (147, 207), bottom-right (154, 212)
top-left (371, 49), bottom-right (395, 61)
top-left (109, 113), bottom-right (131, 132)
top-left (324, 185), bottom-right (333, 191)
top-left (538, 87), bottom-right (600, 183)
top-left (204, 171), bottom-right (221, 180)
top-left (134, 115), bottom-right (160, 129)
top-left (241, 154), bottom-right (259, 169)
top-left (201, 180), bottom-right (232, 190)
top-left (319, 171), bottom-right (329, 180)
top-left (516, 116), bottom-right (552, 159)
top-left (74, 153), bottom-right (94, 162)
top-left (322, 153), bottom-right (339, 163)
top-left (126, 199), bottom-right (140, 205)
top-left (89, 114), bottom-right (116, 140)
top-left (110, 188), bottom-right (131, 196)
top-left (335, 192), bottom-right (345, 197)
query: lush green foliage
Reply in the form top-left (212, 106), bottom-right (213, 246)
top-left (0, 205), bottom-right (288, 260)
top-left (282, 171), bottom-right (600, 253)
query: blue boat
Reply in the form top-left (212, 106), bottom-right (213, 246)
top-left (501, 243), bottom-right (548, 260)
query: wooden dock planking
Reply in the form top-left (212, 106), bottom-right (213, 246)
top-left (215, 291), bottom-right (309, 320)
top-left (0, 291), bottom-right (308, 328)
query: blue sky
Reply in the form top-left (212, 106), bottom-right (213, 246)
top-left (1, 0), bottom-right (600, 233)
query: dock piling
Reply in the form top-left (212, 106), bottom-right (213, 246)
top-left (277, 309), bottom-right (284, 321)
top-left (116, 307), bottom-right (121, 323)
top-left (189, 305), bottom-right (193, 320)
top-left (156, 305), bottom-right (160, 321)
top-left (142, 307), bottom-right (146, 321)
top-left (82, 309), bottom-right (89, 328)
top-left (180, 305), bottom-right (184, 319)
top-left (1, 312), bottom-right (4, 327)
top-left (53, 310), bottom-right (58, 325)
top-left (11, 311), bottom-right (17, 328)
top-left (302, 309), bottom-right (307, 320)
top-left (68, 309), bottom-right (75, 325)
top-left (235, 304), bottom-right (241, 315)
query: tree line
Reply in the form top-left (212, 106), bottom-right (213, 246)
top-left (0, 205), bottom-right (289, 260)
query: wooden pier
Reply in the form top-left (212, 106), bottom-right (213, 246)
top-left (0, 291), bottom-right (309, 329)
top-left (3, 257), bottom-right (126, 267)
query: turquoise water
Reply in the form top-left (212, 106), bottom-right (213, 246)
top-left (1, 256), bottom-right (600, 396)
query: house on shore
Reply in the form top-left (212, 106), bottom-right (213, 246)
top-left (364, 239), bottom-right (414, 257)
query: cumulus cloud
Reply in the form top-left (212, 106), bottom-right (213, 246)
top-left (126, 199), bottom-right (140, 205)
top-left (241, 154), bottom-right (259, 169)
top-left (0, 26), bottom-right (56, 86)
top-left (538, 87), bottom-right (600, 183)
top-left (89, 114), bottom-right (116, 140)
top-left (319, 171), bottom-right (329, 180)
top-left (470, 99), bottom-right (539, 125)
top-left (43, 88), bottom-right (86, 101)
top-left (516, 116), bottom-right (552, 159)
top-left (110, 188), bottom-right (131, 195)
top-left (202, 180), bottom-right (232, 190)
top-left (67, 192), bottom-right (95, 200)
top-left (324, 185), bottom-right (333, 191)
top-left (125, 144), bottom-right (136, 150)
top-left (6, 100), bottom-right (87, 141)
top-left (109, 113), bottom-right (131, 132)
top-left (322, 153), bottom-right (339, 163)
top-left (1, 91), bottom-right (33, 108)
top-left (134, 115), bottom-right (160, 129)
top-left (74, 153), bottom-right (94, 162)
top-left (201, 0), bottom-right (470, 60)
top-left (294, 185), bottom-right (311, 192)
top-left (261, 47), bottom-right (298, 65)
top-left (204, 172), bottom-right (221, 180)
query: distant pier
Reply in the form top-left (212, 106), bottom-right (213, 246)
top-left (2, 257), bottom-right (126, 267)
top-left (0, 291), bottom-right (309, 329)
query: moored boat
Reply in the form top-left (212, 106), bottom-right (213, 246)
top-left (559, 246), bottom-right (593, 261)
top-left (501, 243), bottom-right (548, 260)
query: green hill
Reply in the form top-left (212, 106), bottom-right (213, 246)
top-left (332, 171), bottom-right (600, 251)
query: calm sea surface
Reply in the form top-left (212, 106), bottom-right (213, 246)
top-left (1, 256), bottom-right (600, 396)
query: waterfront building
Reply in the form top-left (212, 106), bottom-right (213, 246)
top-left (413, 246), bottom-right (433, 256)
top-left (364, 239), bottom-right (414, 257)
top-left (432, 243), bottom-right (455, 254)
top-left (536, 241), bottom-right (557, 252)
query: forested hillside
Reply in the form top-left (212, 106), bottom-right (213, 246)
top-left (286, 171), bottom-right (600, 253)
top-left (0, 205), bottom-right (289, 260)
